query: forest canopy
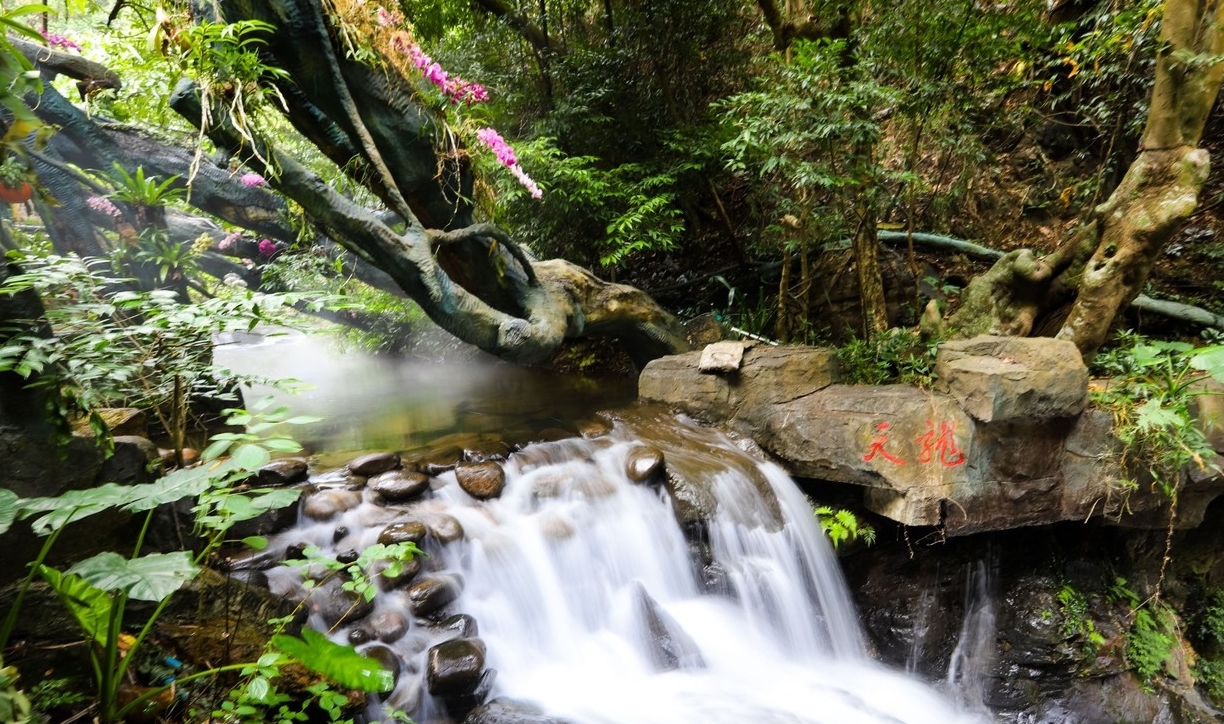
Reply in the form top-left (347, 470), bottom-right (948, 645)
top-left (0, 0), bottom-right (1221, 380)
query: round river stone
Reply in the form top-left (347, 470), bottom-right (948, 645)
top-left (302, 489), bottom-right (361, 520)
top-left (407, 575), bottom-right (461, 617)
top-left (426, 637), bottom-right (486, 697)
top-left (257, 458), bottom-right (309, 486)
top-left (348, 451), bottom-right (401, 476)
top-left (626, 445), bottom-right (665, 483)
top-left (369, 469), bottom-right (431, 503)
top-left (456, 462), bottom-right (506, 499)
top-left (378, 521), bottom-right (428, 546)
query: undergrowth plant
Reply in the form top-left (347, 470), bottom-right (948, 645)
top-left (0, 403), bottom-right (396, 724)
top-left (1056, 583), bottom-right (1106, 661)
top-left (0, 246), bottom-right (339, 459)
top-left (1108, 577), bottom-right (1180, 689)
top-left (836, 328), bottom-right (938, 386)
top-left (1090, 332), bottom-right (1224, 501)
top-left (285, 542), bottom-right (424, 613)
top-left (814, 505), bottom-right (876, 550)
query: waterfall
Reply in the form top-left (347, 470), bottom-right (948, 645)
top-left (255, 413), bottom-right (989, 724)
top-left (945, 560), bottom-right (997, 715)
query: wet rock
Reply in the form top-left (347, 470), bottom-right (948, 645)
top-left (378, 521), bottom-right (428, 546)
top-left (463, 698), bottom-right (576, 724)
top-left (369, 469), bottom-right (430, 503)
top-left (104, 436), bottom-right (162, 483)
top-left (426, 637), bottom-right (487, 697)
top-left (257, 458), bottom-right (309, 486)
top-left (534, 427), bottom-right (573, 443)
top-left (219, 547), bottom-right (282, 572)
top-left (376, 556), bottom-right (423, 590)
top-left (407, 575), bottom-right (462, 617)
top-left (348, 451), bottom-right (401, 476)
top-left (302, 489), bottom-right (362, 520)
top-left (369, 609), bottom-right (409, 643)
top-left (309, 577), bottom-right (375, 628)
top-left (457, 462), bottom-right (506, 499)
top-left (631, 582), bottom-right (705, 671)
top-left (447, 669), bottom-right (496, 721)
top-left (578, 418), bottom-right (613, 438)
top-left (412, 445), bottom-right (464, 475)
top-left (361, 643), bottom-right (402, 685)
top-left (309, 469), bottom-right (367, 489)
top-left (348, 628), bottom-right (371, 645)
top-left (333, 526), bottom-right (349, 543)
top-left (464, 439), bottom-right (511, 463)
top-left (625, 446), bottom-right (664, 483)
top-left (426, 514), bottom-right (465, 543)
top-left (440, 613), bottom-right (479, 639)
top-left (335, 549), bottom-right (359, 565)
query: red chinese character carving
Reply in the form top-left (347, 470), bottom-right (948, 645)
top-left (917, 419), bottom-right (967, 467)
top-left (863, 422), bottom-right (906, 465)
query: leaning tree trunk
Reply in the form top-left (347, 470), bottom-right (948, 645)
top-left (1055, 0), bottom-right (1224, 357)
top-left (947, 0), bottom-right (1224, 359)
top-left (171, 0), bottom-right (688, 366)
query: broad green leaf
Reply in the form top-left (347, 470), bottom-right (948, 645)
top-left (241, 536), bottom-right (269, 550)
top-left (201, 438), bottom-right (234, 461)
top-left (284, 416), bottom-right (322, 425)
top-left (273, 630), bottom-right (394, 692)
top-left (262, 438), bottom-right (303, 453)
top-left (245, 675), bottom-right (273, 704)
top-left (39, 566), bottom-right (114, 646)
top-left (0, 489), bottom-right (17, 535)
top-left (20, 465), bottom-right (229, 535)
top-left (231, 443), bottom-right (271, 471)
top-left (1134, 398), bottom-right (1184, 431)
top-left (21, 483), bottom-right (145, 535)
top-left (1189, 345), bottom-right (1224, 385)
top-left (66, 551), bottom-right (199, 602)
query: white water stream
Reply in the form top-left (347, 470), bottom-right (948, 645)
top-left (256, 412), bottom-right (989, 724)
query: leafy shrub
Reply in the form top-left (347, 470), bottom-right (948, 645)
top-left (814, 505), bottom-right (876, 550)
top-left (1056, 584), bottom-right (1106, 658)
top-left (836, 328), bottom-right (937, 386)
top-left (1090, 331), bottom-right (1224, 499)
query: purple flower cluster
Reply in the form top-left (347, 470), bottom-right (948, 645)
top-left (476, 128), bottom-right (542, 199)
top-left (239, 172), bottom-right (266, 187)
top-left (86, 196), bottom-right (121, 218)
top-left (258, 239), bottom-right (278, 257)
top-left (376, 6), bottom-right (404, 27)
top-left (389, 34), bottom-right (489, 105)
top-left (40, 31), bottom-right (81, 53)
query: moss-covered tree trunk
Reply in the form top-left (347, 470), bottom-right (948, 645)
top-left (947, 0), bottom-right (1224, 359)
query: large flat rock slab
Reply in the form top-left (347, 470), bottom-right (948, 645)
top-left (640, 338), bottom-right (1224, 535)
top-left (935, 336), bottom-right (1088, 422)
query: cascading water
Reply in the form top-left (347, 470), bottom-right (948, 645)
top-left (945, 560), bottom-right (997, 716)
top-left (250, 409), bottom-right (990, 724)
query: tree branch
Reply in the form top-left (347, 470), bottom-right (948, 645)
top-left (427, 223), bottom-right (539, 286)
top-left (470, 0), bottom-right (564, 55)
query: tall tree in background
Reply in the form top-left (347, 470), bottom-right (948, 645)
top-left (949, 0), bottom-right (1224, 359)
